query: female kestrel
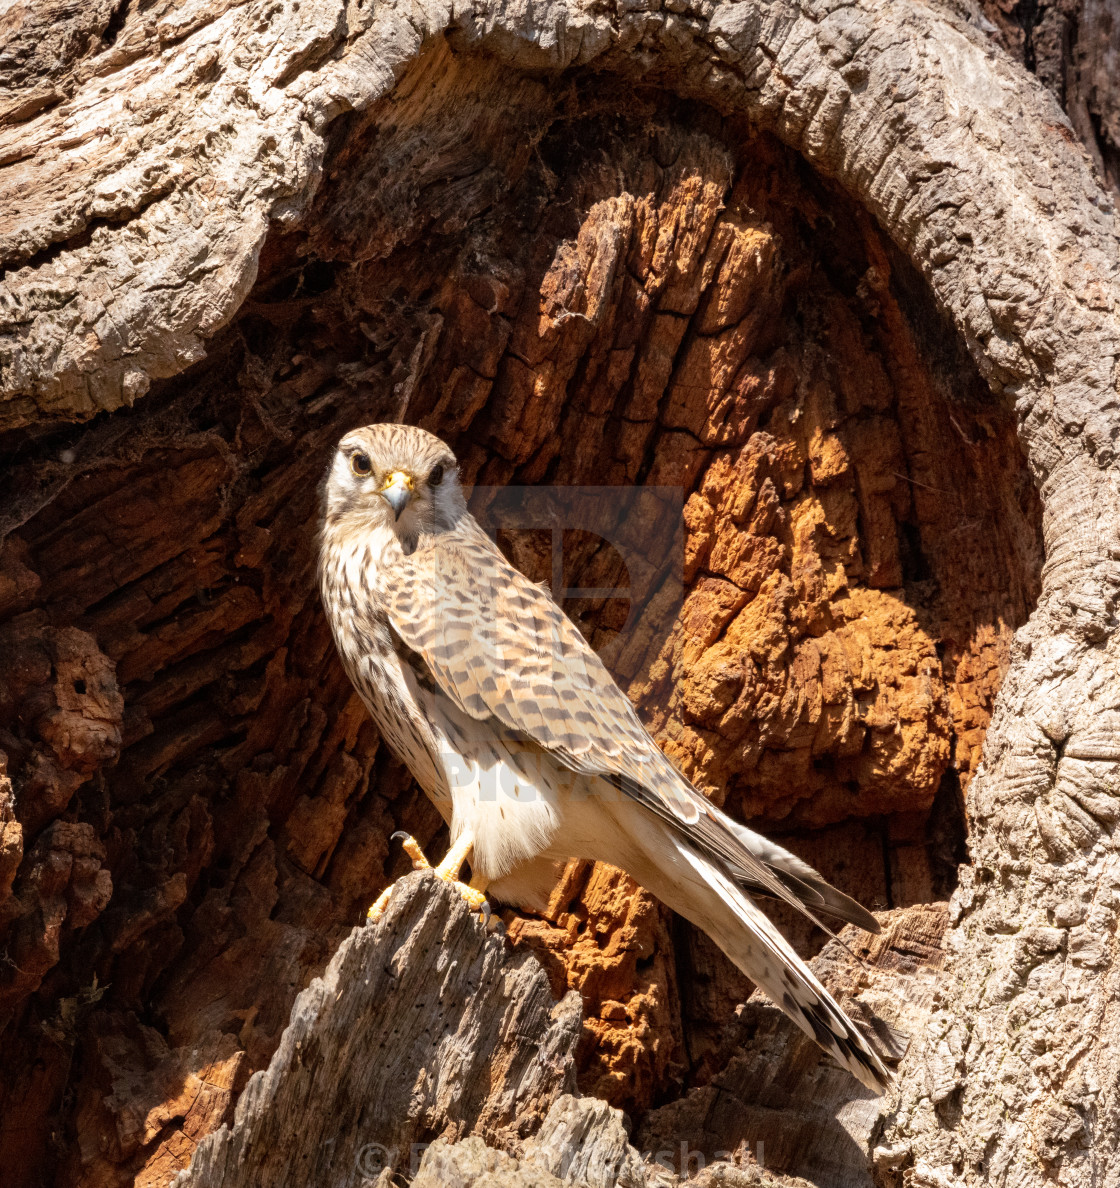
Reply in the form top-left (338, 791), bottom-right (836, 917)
top-left (318, 422), bottom-right (891, 1093)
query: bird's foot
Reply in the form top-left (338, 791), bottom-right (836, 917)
top-left (366, 830), bottom-right (489, 924)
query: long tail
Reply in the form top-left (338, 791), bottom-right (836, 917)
top-left (666, 836), bottom-right (892, 1094)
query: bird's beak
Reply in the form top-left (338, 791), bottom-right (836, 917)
top-left (379, 470), bottom-right (414, 520)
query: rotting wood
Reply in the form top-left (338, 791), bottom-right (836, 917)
top-left (0, 0), bottom-right (1117, 1185)
top-left (174, 872), bottom-right (583, 1187)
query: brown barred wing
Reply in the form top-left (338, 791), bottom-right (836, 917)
top-left (385, 525), bottom-right (820, 916)
top-left (387, 528), bottom-right (660, 782)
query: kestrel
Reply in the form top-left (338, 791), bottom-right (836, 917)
top-left (318, 423), bottom-right (891, 1094)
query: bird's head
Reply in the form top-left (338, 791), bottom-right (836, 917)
top-left (322, 422), bottom-right (464, 539)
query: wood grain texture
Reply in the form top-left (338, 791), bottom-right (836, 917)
top-left (0, 0), bottom-right (1117, 1185)
top-left (174, 871), bottom-right (582, 1187)
top-left (970, 0), bottom-right (1120, 200)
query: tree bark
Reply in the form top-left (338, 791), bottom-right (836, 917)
top-left (171, 872), bottom-right (586, 1188)
top-left (0, 0), bottom-right (1116, 1186)
top-left (971, 0), bottom-right (1120, 202)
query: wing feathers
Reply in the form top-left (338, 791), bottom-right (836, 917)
top-left (388, 523), bottom-right (877, 938)
top-left (723, 818), bottom-right (882, 934)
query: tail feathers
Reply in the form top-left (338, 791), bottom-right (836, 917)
top-left (723, 818), bottom-right (882, 935)
top-left (621, 774), bottom-right (880, 938)
top-left (675, 842), bottom-right (893, 1095)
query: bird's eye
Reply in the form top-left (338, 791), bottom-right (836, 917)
top-left (350, 452), bottom-right (372, 477)
top-left (428, 464), bottom-right (445, 487)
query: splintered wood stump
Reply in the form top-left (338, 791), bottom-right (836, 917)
top-left (175, 872), bottom-right (582, 1187)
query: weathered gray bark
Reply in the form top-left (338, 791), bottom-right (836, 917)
top-left (2, 0), bottom-right (1117, 443)
top-left (1, 0), bottom-right (1119, 1186)
top-left (170, 869), bottom-right (924, 1188)
top-left (172, 872), bottom-right (586, 1187)
top-left (172, 871), bottom-right (689, 1188)
top-left (965, 0), bottom-right (1120, 202)
top-left (638, 903), bottom-right (950, 1187)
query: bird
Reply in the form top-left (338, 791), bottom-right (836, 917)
top-left (317, 422), bottom-right (892, 1094)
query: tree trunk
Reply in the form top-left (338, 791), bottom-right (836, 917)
top-left (0, 1), bottom-right (1116, 1186)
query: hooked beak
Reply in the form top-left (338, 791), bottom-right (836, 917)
top-left (380, 470), bottom-right (413, 520)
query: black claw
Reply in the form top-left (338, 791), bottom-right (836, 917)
top-left (479, 900), bottom-right (492, 926)
top-left (390, 831), bottom-right (410, 843)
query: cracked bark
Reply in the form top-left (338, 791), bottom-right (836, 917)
top-left (0, 0), bottom-right (1117, 1185)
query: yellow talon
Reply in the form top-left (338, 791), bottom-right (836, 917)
top-left (365, 884), bottom-right (395, 924)
top-left (398, 833), bottom-right (431, 871)
top-left (366, 830), bottom-right (489, 923)
top-left (433, 830), bottom-right (473, 881)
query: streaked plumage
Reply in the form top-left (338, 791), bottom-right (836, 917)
top-left (318, 422), bottom-right (891, 1094)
